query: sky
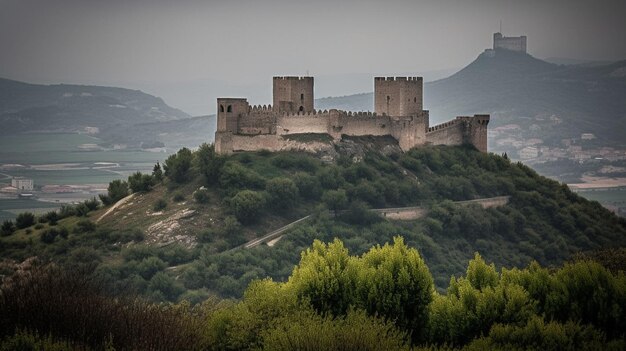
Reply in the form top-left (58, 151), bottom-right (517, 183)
top-left (1, 0), bottom-right (626, 115)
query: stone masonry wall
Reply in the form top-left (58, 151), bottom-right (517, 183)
top-left (425, 119), bottom-right (465, 146)
top-left (277, 111), bottom-right (330, 135)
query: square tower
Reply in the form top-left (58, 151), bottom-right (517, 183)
top-left (216, 98), bottom-right (249, 133)
top-left (273, 76), bottom-right (314, 113)
top-left (374, 77), bottom-right (423, 117)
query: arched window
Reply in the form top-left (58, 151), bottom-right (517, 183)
top-left (227, 105), bottom-right (232, 112)
top-left (300, 93), bottom-right (304, 100)
top-left (220, 105), bottom-right (224, 112)
top-left (414, 97), bottom-right (417, 103)
top-left (386, 96), bottom-right (390, 102)
top-left (299, 106), bottom-right (304, 112)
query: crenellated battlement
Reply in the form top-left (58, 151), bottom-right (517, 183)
top-left (273, 76), bottom-right (313, 81)
top-left (215, 75), bottom-right (489, 154)
top-left (374, 76), bottom-right (422, 82)
top-left (428, 119), bottom-right (460, 132)
top-left (249, 104), bottom-right (273, 112)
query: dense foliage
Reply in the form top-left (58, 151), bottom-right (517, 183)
top-left (1, 238), bottom-right (624, 350)
top-left (1, 144), bottom-right (625, 306)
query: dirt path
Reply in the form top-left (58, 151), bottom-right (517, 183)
top-left (95, 193), bottom-right (135, 223)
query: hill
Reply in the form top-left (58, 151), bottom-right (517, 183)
top-left (1, 142), bottom-right (624, 301)
top-left (316, 50), bottom-right (626, 146)
top-left (0, 78), bottom-right (216, 148)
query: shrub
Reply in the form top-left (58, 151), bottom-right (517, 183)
top-left (152, 162), bottom-right (164, 182)
top-left (231, 190), bottom-right (265, 224)
top-left (34, 223), bottom-right (44, 230)
top-left (164, 147), bottom-right (193, 183)
top-left (40, 227), bottom-right (68, 244)
top-left (100, 179), bottom-right (129, 205)
top-left (194, 143), bottom-right (225, 184)
top-left (340, 201), bottom-right (381, 225)
top-left (153, 199), bottom-right (167, 211)
top-left (74, 219), bottom-right (96, 233)
top-left (40, 211), bottom-right (59, 225)
top-left (1, 220), bottom-right (16, 236)
top-left (322, 189), bottom-right (348, 214)
top-left (293, 172), bottom-right (322, 200)
top-left (194, 188), bottom-right (210, 204)
top-left (128, 172), bottom-right (155, 193)
top-left (265, 177), bottom-right (298, 209)
top-left (15, 212), bottom-right (36, 229)
top-left (173, 192), bottom-right (185, 202)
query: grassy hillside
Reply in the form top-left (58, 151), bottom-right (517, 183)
top-left (1, 142), bottom-right (624, 303)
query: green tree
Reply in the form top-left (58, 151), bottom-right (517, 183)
top-left (357, 237), bottom-right (434, 341)
top-left (99, 179), bottom-right (129, 205)
top-left (128, 172), bottom-right (154, 193)
top-left (152, 161), bottom-right (163, 182)
top-left (322, 189), bottom-right (348, 215)
top-left (194, 143), bottom-right (225, 184)
top-left (288, 239), bottom-right (358, 316)
top-left (293, 172), bottom-right (322, 200)
top-left (231, 190), bottom-right (265, 224)
top-left (164, 147), bottom-right (193, 183)
top-left (265, 177), bottom-right (298, 209)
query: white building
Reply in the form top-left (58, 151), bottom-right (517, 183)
top-left (11, 177), bottom-right (34, 191)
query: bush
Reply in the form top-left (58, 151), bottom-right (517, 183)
top-left (265, 177), bottom-right (298, 209)
top-left (194, 143), bottom-right (225, 184)
top-left (340, 201), bottom-right (381, 225)
top-left (34, 223), bottom-right (44, 230)
top-left (40, 227), bottom-right (68, 244)
top-left (293, 172), bottom-right (322, 200)
top-left (1, 220), bottom-right (16, 236)
top-left (164, 147), bottom-right (193, 183)
top-left (74, 219), bottom-right (96, 233)
top-left (231, 190), bottom-right (265, 224)
top-left (153, 199), bottom-right (167, 211)
top-left (194, 188), bottom-right (210, 204)
top-left (173, 192), bottom-right (185, 202)
top-left (40, 211), bottom-right (59, 225)
top-left (100, 179), bottom-right (129, 205)
top-left (15, 212), bottom-right (36, 229)
top-left (219, 162), bottom-right (266, 192)
top-left (128, 172), bottom-right (155, 193)
top-left (152, 162), bottom-right (164, 182)
top-left (322, 189), bottom-right (348, 214)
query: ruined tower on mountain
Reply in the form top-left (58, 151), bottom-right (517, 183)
top-left (214, 76), bottom-right (489, 154)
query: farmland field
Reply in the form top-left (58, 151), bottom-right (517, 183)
top-left (0, 133), bottom-right (170, 220)
top-left (0, 198), bottom-right (60, 221)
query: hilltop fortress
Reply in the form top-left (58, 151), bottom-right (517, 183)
top-left (215, 76), bottom-right (489, 154)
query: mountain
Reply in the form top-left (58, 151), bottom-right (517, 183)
top-left (316, 50), bottom-right (626, 146)
top-left (0, 78), bottom-right (216, 147)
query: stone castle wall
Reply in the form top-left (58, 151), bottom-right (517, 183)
top-left (277, 110), bottom-right (331, 135)
top-left (493, 32), bottom-right (527, 53)
top-left (215, 76), bottom-right (489, 154)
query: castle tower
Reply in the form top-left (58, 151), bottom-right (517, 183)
top-left (273, 76), bottom-right (314, 113)
top-left (216, 98), bottom-right (249, 133)
top-left (374, 77), bottom-right (423, 117)
top-left (493, 32), bottom-right (527, 53)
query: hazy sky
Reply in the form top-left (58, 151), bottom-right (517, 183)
top-left (1, 0), bottom-right (625, 114)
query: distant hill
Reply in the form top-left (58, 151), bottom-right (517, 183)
top-left (316, 50), bottom-right (626, 146)
top-left (0, 78), bottom-right (216, 148)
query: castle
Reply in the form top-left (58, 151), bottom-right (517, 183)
top-left (493, 32), bottom-right (527, 53)
top-left (214, 76), bottom-right (489, 154)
